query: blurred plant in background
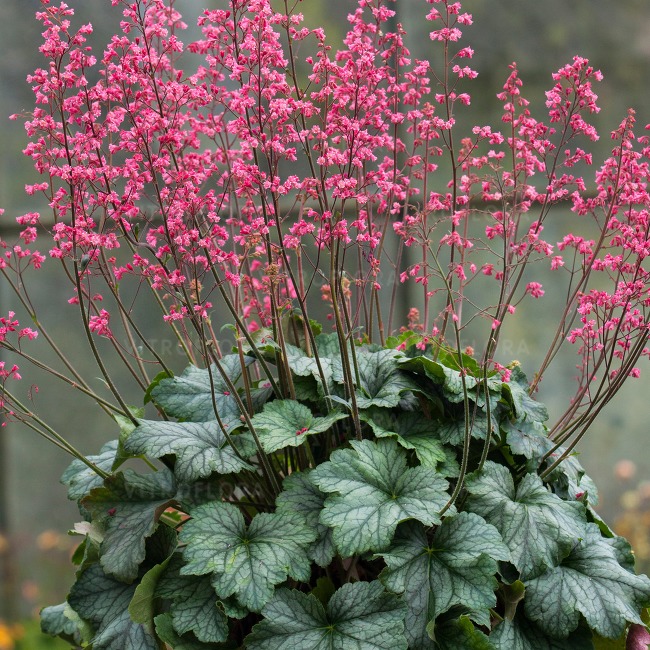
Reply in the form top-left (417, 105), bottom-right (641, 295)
top-left (613, 460), bottom-right (650, 576)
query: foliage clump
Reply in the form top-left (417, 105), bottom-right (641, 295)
top-left (42, 333), bottom-right (650, 648)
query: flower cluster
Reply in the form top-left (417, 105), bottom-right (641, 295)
top-left (0, 0), bottom-right (649, 456)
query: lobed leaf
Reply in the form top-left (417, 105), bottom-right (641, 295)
top-left (489, 615), bottom-right (593, 649)
top-left (152, 355), bottom-right (253, 422)
top-left (124, 417), bottom-right (252, 483)
top-left (179, 502), bottom-right (316, 611)
top-left (68, 563), bottom-right (158, 650)
top-left (333, 349), bottom-right (419, 409)
top-left (378, 515), bottom-right (509, 649)
top-left (156, 554), bottom-right (229, 643)
top-left (436, 409), bottom-right (496, 445)
top-left (525, 524), bottom-right (650, 638)
top-left (40, 602), bottom-right (91, 646)
top-left (431, 614), bottom-right (495, 650)
top-left (61, 440), bottom-right (118, 501)
top-left (311, 438), bottom-right (450, 556)
top-left (251, 399), bottom-right (347, 453)
top-left (153, 613), bottom-right (226, 650)
top-left (465, 461), bottom-right (587, 579)
top-left (245, 581), bottom-right (408, 649)
top-left (501, 366), bottom-right (549, 423)
top-left (82, 468), bottom-right (177, 582)
top-left (276, 470), bottom-right (335, 567)
top-left (361, 409), bottom-right (448, 469)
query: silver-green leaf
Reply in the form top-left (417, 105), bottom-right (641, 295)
top-left (61, 440), bottom-right (118, 501)
top-left (245, 581), bottom-right (408, 649)
top-left (124, 418), bottom-right (252, 483)
top-left (276, 470), bottom-right (335, 567)
top-left (179, 502), bottom-right (316, 611)
top-left (361, 409), bottom-right (447, 468)
top-left (68, 564), bottom-right (158, 650)
top-left (81, 469), bottom-right (177, 582)
top-left (335, 349), bottom-right (419, 409)
top-left (251, 400), bottom-right (347, 453)
top-left (311, 438), bottom-right (450, 556)
top-left (152, 355), bottom-right (253, 421)
top-left (464, 461), bottom-right (586, 579)
top-left (489, 615), bottom-right (593, 649)
top-left (378, 515), bottom-right (509, 649)
top-left (155, 554), bottom-right (229, 643)
top-left (524, 523), bottom-right (650, 638)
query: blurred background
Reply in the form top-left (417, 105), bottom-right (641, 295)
top-left (1, 0), bottom-right (650, 646)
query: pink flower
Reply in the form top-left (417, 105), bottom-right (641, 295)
top-left (526, 282), bottom-right (545, 298)
top-left (88, 310), bottom-right (112, 338)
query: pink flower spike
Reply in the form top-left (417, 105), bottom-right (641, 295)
top-left (526, 282), bottom-right (545, 298)
top-left (88, 310), bottom-right (112, 338)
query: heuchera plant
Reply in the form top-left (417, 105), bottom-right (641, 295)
top-left (2, 0), bottom-right (650, 647)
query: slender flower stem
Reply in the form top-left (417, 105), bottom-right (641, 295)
top-left (1, 389), bottom-right (109, 479)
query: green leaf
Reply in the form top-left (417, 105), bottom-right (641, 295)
top-left (179, 502), bottom-right (316, 611)
top-left (144, 369), bottom-right (173, 405)
top-left (40, 602), bottom-right (91, 646)
top-left (341, 349), bottom-right (420, 409)
top-left (432, 614), bottom-right (495, 650)
top-left (113, 408), bottom-right (146, 470)
top-left (82, 468), bottom-right (177, 582)
top-left (361, 409), bottom-right (447, 468)
top-left (505, 423), bottom-right (599, 505)
top-left (501, 366), bottom-right (549, 423)
top-left (503, 419), bottom-right (551, 462)
top-left (311, 576), bottom-right (337, 607)
top-left (68, 563), bottom-right (158, 649)
top-left (546, 449), bottom-right (599, 506)
top-left (311, 438), bottom-right (450, 556)
top-left (250, 400), bottom-right (347, 453)
top-left (385, 330), bottom-right (424, 352)
top-left (490, 615), bottom-right (594, 649)
top-left (129, 540), bottom-right (176, 625)
top-left (129, 526), bottom-right (178, 628)
top-left (398, 355), bottom-right (476, 401)
top-left (436, 409), bottom-right (495, 445)
top-left (276, 470), bottom-right (335, 567)
top-left (399, 353), bottom-right (502, 408)
top-left (245, 581), bottom-right (408, 650)
top-left (438, 365), bottom-right (480, 402)
top-left (525, 523), bottom-right (650, 638)
top-left (436, 346), bottom-right (484, 376)
top-left (61, 440), bottom-right (118, 501)
top-left (156, 555), bottom-right (229, 643)
top-left (113, 408), bottom-right (144, 438)
top-left (152, 355), bottom-right (253, 421)
top-left (378, 515), bottom-right (509, 649)
top-left (176, 477), bottom-right (223, 509)
top-left (284, 343), bottom-right (334, 379)
top-left (239, 326), bottom-right (278, 356)
top-left (438, 447), bottom-right (461, 478)
top-left (69, 527), bottom-right (102, 570)
top-left (465, 461), bottom-right (586, 579)
top-left (250, 382), bottom-right (274, 412)
top-left (283, 311), bottom-right (323, 350)
top-left (154, 613), bottom-right (228, 650)
top-left (124, 418), bottom-right (253, 483)
top-left (314, 332), bottom-right (347, 357)
top-left (604, 534), bottom-right (637, 573)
